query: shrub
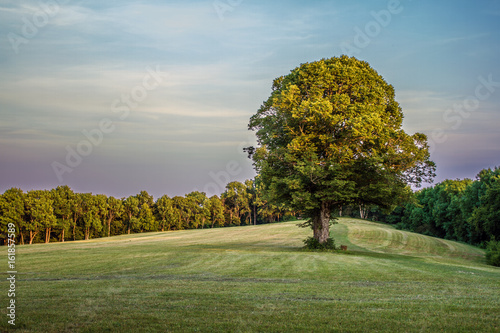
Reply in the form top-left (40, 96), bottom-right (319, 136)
top-left (303, 237), bottom-right (336, 250)
top-left (485, 240), bottom-right (500, 267)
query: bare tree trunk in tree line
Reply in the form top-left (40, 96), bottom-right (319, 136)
top-left (29, 230), bottom-right (37, 245)
top-left (45, 228), bottom-right (51, 243)
top-left (61, 228), bottom-right (65, 242)
top-left (107, 215), bottom-right (112, 237)
top-left (253, 204), bottom-right (257, 225)
top-left (313, 201), bottom-right (331, 244)
top-left (359, 204), bottom-right (368, 219)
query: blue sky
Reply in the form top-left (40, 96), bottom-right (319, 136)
top-left (1, 0), bottom-right (499, 199)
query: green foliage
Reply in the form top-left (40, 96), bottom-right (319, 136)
top-left (0, 180), bottom-right (299, 244)
top-left (155, 195), bottom-right (175, 231)
top-left (248, 55), bottom-right (435, 243)
top-left (303, 236), bottom-right (336, 250)
top-left (222, 181), bottom-right (250, 226)
top-left (382, 166), bottom-right (500, 248)
top-left (485, 239), bottom-right (500, 267)
top-left (0, 188), bottom-right (25, 242)
top-left (207, 195), bottom-right (225, 228)
top-left (25, 190), bottom-right (57, 244)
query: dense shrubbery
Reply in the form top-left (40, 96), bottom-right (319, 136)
top-left (303, 237), bottom-right (336, 250)
top-left (485, 240), bottom-right (500, 267)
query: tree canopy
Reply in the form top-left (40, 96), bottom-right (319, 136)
top-left (248, 55), bottom-right (435, 244)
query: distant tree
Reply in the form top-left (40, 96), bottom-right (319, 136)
top-left (139, 203), bottom-right (156, 232)
top-left (248, 56), bottom-right (435, 244)
top-left (79, 193), bottom-right (102, 240)
top-left (137, 190), bottom-right (154, 208)
top-left (70, 194), bottom-right (84, 240)
top-left (172, 196), bottom-right (193, 229)
top-left (123, 196), bottom-right (140, 234)
top-left (466, 168), bottom-right (500, 245)
top-left (51, 185), bottom-right (74, 242)
top-left (155, 195), bottom-right (175, 231)
top-left (186, 191), bottom-right (209, 229)
top-left (207, 195), bottom-right (225, 228)
top-left (25, 190), bottom-right (56, 244)
top-left (96, 194), bottom-right (109, 236)
top-left (222, 181), bottom-right (250, 226)
top-left (0, 188), bottom-right (25, 244)
top-left (106, 196), bottom-right (124, 237)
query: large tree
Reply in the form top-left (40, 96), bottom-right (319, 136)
top-left (248, 56), bottom-right (435, 244)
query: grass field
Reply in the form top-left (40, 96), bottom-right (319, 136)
top-left (1, 218), bottom-right (499, 332)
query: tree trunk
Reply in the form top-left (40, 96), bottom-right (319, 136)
top-left (313, 202), bottom-right (331, 244)
top-left (61, 228), bottom-right (65, 243)
top-left (45, 228), bottom-right (51, 243)
top-left (253, 204), bottom-right (257, 225)
top-left (29, 230), bottom-right (38, 245)
top-left (20, 232), bottom-right (24, 245)
top-left (359, 204), bottom-right (368, 219)
top-left (85, 227), bottom-right (89, 240)
top-left (107, 216), bottom-right (112, 237)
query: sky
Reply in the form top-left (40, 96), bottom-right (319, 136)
top-left (1, 0), bottom-right (499, 200)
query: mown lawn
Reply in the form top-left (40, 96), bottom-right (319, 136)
top-left (1, 218), bottom-right (499, 332)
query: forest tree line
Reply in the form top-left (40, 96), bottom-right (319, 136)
top-left (1, 167), bottom-right (498, 248)
top-left (351, 167), bottom-right (499, 248)
top-left (0, 179), bottom-right (297, 245)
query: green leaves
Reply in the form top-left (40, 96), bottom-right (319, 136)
top-left (248, 55), bottom-right (435, 234)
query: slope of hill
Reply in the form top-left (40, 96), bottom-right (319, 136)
top-left (1, 218), bottom-right (499, 332)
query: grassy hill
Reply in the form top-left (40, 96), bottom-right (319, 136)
top-left (2, 218), bottom-right (499, 332)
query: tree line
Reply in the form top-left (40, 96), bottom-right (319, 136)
top-left (0, 179), bottom-right (297, 245)
top-left (342, 167), bottom-right (499, 248)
